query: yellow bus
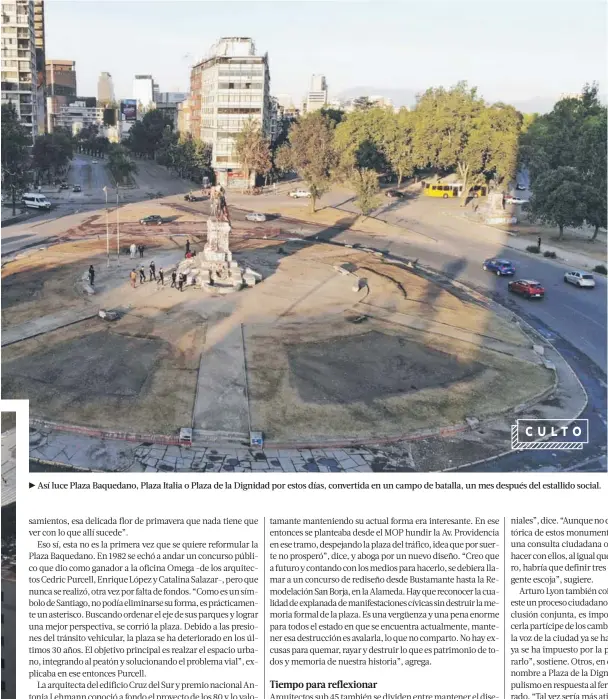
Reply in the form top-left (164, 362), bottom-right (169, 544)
top-left (423, 182), bottom-right (487, 199)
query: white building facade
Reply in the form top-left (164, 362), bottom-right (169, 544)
top-left (190, 37), bottom-right (270, 189)
top-left (1, 0), bottom-right (38, 141)
top-left (305, 74), bottom-right (328, 113)
top-left (133, 74), bottom-right (155, 115)
top-left (53, 100), bottom-right (104, 135)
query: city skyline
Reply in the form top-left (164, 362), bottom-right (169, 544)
top-left (44, 0), bottom-right (606, 108)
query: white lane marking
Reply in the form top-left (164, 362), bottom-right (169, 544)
top-left (562, 304), bottom-right (605, 329)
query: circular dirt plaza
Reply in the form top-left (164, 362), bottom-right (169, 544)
top-left (1, 233), bottom-right (553, 445)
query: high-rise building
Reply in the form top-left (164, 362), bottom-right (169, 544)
top-left (97, 71), bottom-right (114, 104)
top-left (1, 0), bottom-right (39, 140)
top-left (33, 0), bottom-right (46, 133)
top-left (53, 100), bottom-right (104, 135)
top-left (46, 59), bottom-right (76, 97)
top-left (133, 74), bottom-right (155, 114)
top-left (188, 37), bottom-right (270, 189)
top-left (305, 74), bottom-right (328, 113)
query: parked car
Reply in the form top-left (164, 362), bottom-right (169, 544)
top-left (505, 195), bottom-right (529, 205)
top-left (140, 215), bottom-right (163, 226)
top-left (483, 258), bottom-right (515, 276)
top-left (564, 271), bottom-right (596, 288)
top-left (72, 185), bottom-right (82, 193)
top-left (246, 212), bottom-right (267, 222)
top-left (508, 279), bottom-right (545, 299)
top-left (386, 189), bottom-right (404, 199)
top-left (515, 183), bottom-right (527, 191)
top-left (59, 183), bottom-right (69, 190)
top-left (289, 189), bottom-right (311, 199)
top-left (184, 194), bottom-right (203, 202)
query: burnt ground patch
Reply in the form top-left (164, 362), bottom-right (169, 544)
top-left (3, 330), bottom-right (164, 397)
top-left (286, 330), bottom-right (484, 405)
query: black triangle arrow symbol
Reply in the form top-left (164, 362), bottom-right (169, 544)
top-left (29, 482), bottom-right (35, 489)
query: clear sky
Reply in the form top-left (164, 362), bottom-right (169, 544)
top-left (45, 0), bottom-right (606, 105)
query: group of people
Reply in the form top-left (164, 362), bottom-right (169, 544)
top-left (129, 243), bottom-right (145, 259)
top-left (129, 263), bottom-right (188, 292)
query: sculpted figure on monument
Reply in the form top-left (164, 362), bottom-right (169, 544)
top-left (210, 185), bottom-right (231, 224)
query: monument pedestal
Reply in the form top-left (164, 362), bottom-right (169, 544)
top-left (177, 219), bottom-right (261, 293)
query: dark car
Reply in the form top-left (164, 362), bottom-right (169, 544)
top-left (140, 215), bottom-right (163, 226)
top-left (59, 183), bottom-right (70, 190)
top-left (508, 279), bottom-right (545, 299)
top-left (184, 194), bottom-right (203, 202)
top-left (386, 189), bottom-right (404, 199)
top-left (483, 258), bottom-right (515, 276)
top-left (72, 185), bottom-right (82, 193)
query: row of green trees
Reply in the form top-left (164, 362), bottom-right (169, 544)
top-left (521, 83), bottom-right (606, 239)
top-left (269, 82), bottom-right (607, 238)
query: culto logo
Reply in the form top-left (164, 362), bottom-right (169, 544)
top-left (511, 419), bottom-right (589, 451)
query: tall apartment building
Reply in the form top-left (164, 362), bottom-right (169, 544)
top-left (133, 74), bottom-right (155, 114)
top-left (305, 74), bottom-right (328, 113)
top-left (189, 37), bottom-right (270, 188)
top-left (1, 0), bottom-right (39, 140)
top-left (46, 59), bottom-right (76, 96)
top-left (97, 71), bottom-right (114, 104)
top-left (33, 0), bottom-right (45, 133)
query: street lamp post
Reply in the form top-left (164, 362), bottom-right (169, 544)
top-left (116, 187), bottom-right (120, 265)
top-left (102, 186), bottom-right (109, 267)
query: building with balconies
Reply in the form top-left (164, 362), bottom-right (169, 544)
top-left (1, 0), bottom-right (39, 140)
top-left (188, 37), bottom-right (270, 189)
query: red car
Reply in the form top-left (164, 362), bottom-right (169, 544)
top-left (508, 279), bottom-right (545, 299)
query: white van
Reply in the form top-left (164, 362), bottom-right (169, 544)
top-left (22, 193), bottom-right (52, 210)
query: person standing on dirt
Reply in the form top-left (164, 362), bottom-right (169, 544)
top-left (130, 243), bottom-right (137, 259)
top-left (88, 265), bottom-right (95, 287)
top-left (185, 239), bottom-right (190, 255)
top-left (158, 267), bottom-right (164, 286)
top-left (178, 272), bottom-right (185, 292)
top-left (139, 244), bottom-right (145, 258)
top-left (149, 261), bottom-right (156, 282)
top-left (130, 269), bottom-right (137, 288)
top-left (139, 265), bottom-right (146, 283)
top-left (171, 270), bottom-right (177, 288)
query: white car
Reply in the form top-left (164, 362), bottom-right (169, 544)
top-left (564, 270), bottom-right (596, 288)
top-left (289, 189), bottom-right (311, 199)
top-left (246, 212), bottom-right (267, 222)
top-left (505, 196), bottom-right (529, 205)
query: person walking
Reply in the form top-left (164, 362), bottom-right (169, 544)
top-left (88, 265), bottom-right (95, 287)
top-left (185, 239), bottom-right (190, 255)
top-left (158, 267), bottom-right (164, 286)
top-left (130, 243), bottom-right (137, 259)
top-left (149, 261), bottom-right (156, 281)
top-left (139, 265), bottom-right (146, 283)
top-left (178, 272), bottom-right (185, 292)
top-left (171, 270), bottom-right (177, 288)
top-left (130, 269), bottom-right (137, 288)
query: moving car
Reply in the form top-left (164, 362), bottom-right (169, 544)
top-left (92, 160), bottom-right (98, 164)
top-left (515, 183), bottom-right (527, 191)
top-left (22, 193), bottom-right (52, 210)
top-left (246, 212), bottom-right (267, 222)
top-left (386, 189), bottom-right (404, 199)
top-left (508, 279), bottom-right (545, 299)
top-left (72, 185), bottom-right (82, 193)
top-left (184, 194), bottom-right (203, 202)
top-left (140, 215), bottom-right (163, 226)
top-left (505, 195), bottom-right (529, 205)
top-left (564, 270), bottom-right (596, 288)
top-left (483, 258), bottom-right (515, 276)
top-left (58, 183), bottom-right (69, 190)
top-left (289, 189), bottom-right (311, 198)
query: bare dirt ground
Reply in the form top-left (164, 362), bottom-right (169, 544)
top-left (1, 237), bottom-right (552, 440)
